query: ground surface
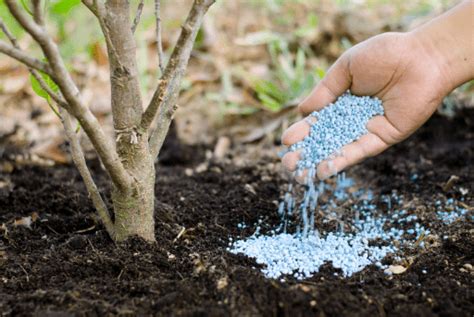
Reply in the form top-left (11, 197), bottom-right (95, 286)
top-left (0, 109), bottom-right (473, 316)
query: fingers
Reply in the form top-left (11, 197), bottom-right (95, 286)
top-left (298, 55), bottom-right (352, 115)
top-left (281, 119), bottom-right (311, 146)
top-left (281, 151), bottom-right (309, 184)
top-left (281, 149), bottom-right (301, 172)
top-left (366, 115), bottom-right (404, 145)
top-left (316, 133), bottom-right (389, 180)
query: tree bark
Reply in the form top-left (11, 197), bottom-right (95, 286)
top-left (112, 155), bottom-right (155, 242)
top-left (103, 0), bottom-right (155, 241)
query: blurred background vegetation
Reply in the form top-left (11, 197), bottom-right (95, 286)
top-left (0, 0), bottom-right (472, 163)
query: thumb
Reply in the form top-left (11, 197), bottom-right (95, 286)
top-left (298, 54), bottom-right (352, 115)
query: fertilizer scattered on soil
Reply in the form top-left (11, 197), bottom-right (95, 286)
top-left (229, 177), bottom-right (471, 280)
top-left (229, 93), bottom-right (472, 280)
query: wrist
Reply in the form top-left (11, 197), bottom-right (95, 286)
top-left (408, 1), bottom-right (474, 93)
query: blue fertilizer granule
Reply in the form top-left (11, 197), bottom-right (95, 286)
top-left (289, 92), bottom-right (384, 170)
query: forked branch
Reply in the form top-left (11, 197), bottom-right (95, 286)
top-left (0, 9), bottom-right (114, 236)
top-left (0, 40), bottom-right (52, 75)
top-left (5, 0), bottom-right (132, 192)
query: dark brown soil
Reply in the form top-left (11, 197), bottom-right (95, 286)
top-left (1, 110), bottom-right (473, 317)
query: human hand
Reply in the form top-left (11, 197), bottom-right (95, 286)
top-left (281, 32), bottom-right (454, 180)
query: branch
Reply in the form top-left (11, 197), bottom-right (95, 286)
top-left (81, 0), bottom-right (94, 10)
top-left (154, 0), bottom-right (164, 74)
top-left (131, 0), bottom-right (144, 33)
top-left (1, 11), bottom-right (114, 234)
top-left (142, 0), bottom-right (215, 158)
top-left (0, 19), bottom-right (64, 110)
top-left (5, 0), bottom-right (132, 192)
top-left (59, 107), bottom-right (115, 237)
top-left (32, 0), bottom-right (45, 25)
top-left (0, 40), bottom-right (52, 75)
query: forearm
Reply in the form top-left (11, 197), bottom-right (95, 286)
top-left (410, 0), bottom-right (474, 93)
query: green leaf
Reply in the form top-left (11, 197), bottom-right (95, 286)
top-left (254, 79), bottom-right (286, 103)
top-left (295, 48), bottom-right (306, 79)
top-left (258, 93), bottom-right (282, 112)
top-left (30, 74), bottom-right (49, 99)
top-left (30, 72), bottom-right (61, 118)
top-left (51, 0), bottom-right (80, 15)
top-left (29, 72), bottom-right (59, 100)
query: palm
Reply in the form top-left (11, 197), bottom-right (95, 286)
top-left (282, 32), bottom-right (447, 179)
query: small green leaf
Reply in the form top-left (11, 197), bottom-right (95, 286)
top-left (29, 72), bottom-right (59, 99)
top-left (51, 0), bottom-right (80, 15)
top-left (258, 93), bottom-right (281, 112)
top-left (30, 74), bottom-right (49, 99)
top-left (254, 79), bottom-right (286, 103)
top-left (295, 48), bottom-right (306, 78)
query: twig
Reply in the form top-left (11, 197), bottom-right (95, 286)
top-left (154, 0), bottom-right (164, 74)
top-left (18, 264), bottom-right (29, 283)
top-left (60, 107), bottom-right (116, 237)
top-left (5, 0), bottom-right (132, 192)
top-left (142, 0), bottom-right (215, 159)
top-left (131, 0), bottom-right (144, 33)
top-left (173, 226), bottom-right (186, 243)
top-left (32, 0), bottom-right (45, 25)
top-left (0, 40), bottom-right (51, 75)
top-left (0, 19), bottom-right (66, 110)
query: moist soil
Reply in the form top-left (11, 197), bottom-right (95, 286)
top-left (0, 110), bottom-right (473, 317)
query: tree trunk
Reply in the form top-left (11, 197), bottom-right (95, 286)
top-left (112, 137), bottom-right (156, 242)
top-left (102, 1), bottom-right (155, 242)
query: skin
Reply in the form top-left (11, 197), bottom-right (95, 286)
top-left (281, 0), bottom-right (474, 181)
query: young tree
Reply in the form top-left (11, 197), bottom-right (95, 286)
top-left (0, 0), bottom-right (215, 242)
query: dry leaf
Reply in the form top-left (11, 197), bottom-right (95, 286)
top-left (14, 216), bottom-right (32, 229)
top-left (385, 265), bottom-right (407, 275)
top-left (217, 276), bottom-right (228, 290)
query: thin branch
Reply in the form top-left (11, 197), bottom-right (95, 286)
top-left (0, 19), bottom-right (63, 109)
top-left (0, 12), bottom-right (113, 233)
top-left (59, 107), bottom-right (115, 238)
top-left (131, 0), bottom-right (144, 33)
top-left (142, 0), bottom-right (215, 158)
top-left (4, 0), bottom-right (132, 191)
top-left (0, 19), bottom-right (51, 75)
top-left (0, 40), bottom-right (52, 75)
top-left (32, 0), bottom-right (45, 25)
top-left (154, 0), bottom-right (164, 74)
